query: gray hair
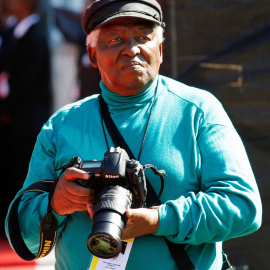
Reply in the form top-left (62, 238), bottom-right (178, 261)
top-left (86, 24), bottom-right (164, 48)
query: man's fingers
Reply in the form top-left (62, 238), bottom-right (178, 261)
top-left (87, 203), bottom-right (94, 219)
top-left (66, 180), bottom-right (94, 196)
top-left (64, 167), bottom-right (90, 181)
top-left (63, 190), bottom-right (95, 204)
top-left (125, 208), bottom-right (138, 220)
top-left (122, 208), bottom-right (159, 240)
top-left (125, 208), bottom-right (149, 220)
top-left (51, 168), bottom-right (95, 215)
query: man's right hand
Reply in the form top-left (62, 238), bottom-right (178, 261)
top-left (51, 167), bottom-right (95, 216)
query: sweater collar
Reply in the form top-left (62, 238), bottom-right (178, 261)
top-left (13, 14), bottom-right (39, 39)
top-left (100, 76), bottom-right (159, 109)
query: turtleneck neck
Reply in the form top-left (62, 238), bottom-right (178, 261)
top-left (100, 76), bottom-right (159, 110)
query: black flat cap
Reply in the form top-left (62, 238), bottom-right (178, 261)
top-left (82, 0), bottom-right (165, 35)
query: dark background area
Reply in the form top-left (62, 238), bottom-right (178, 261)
top-left (159, 0), bottom-right (270, 269)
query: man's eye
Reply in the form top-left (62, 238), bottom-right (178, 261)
top-left (110, 37), bottom-right (122, 42)
top-left (138, 36), bottom-right (150, 42)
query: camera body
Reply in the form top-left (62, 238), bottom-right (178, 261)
top-left (76, 147), bottom-right (147, 208)
top-left (75, 147), bottom-right (147, 258)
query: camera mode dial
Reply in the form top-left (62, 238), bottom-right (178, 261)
top-left (127, 159), bottom-right (138, 168)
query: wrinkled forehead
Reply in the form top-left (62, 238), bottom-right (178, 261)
top-left (86, 17), bottom-right (161, 47)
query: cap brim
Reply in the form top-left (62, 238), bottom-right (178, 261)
top-left (83, 1), bottom-right (164, 35)
top-left (93, 12), bottom-right (161, 31)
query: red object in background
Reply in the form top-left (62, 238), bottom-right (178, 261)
top-left (0, 237), bottom-right (36, 269)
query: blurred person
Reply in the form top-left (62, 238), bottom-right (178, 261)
top-left (77, 0), bottom-right (100, 98)
top-left (0, 0), bottom-right (51, 236)
top-left (5, 0), bottom-right (262, 269)
top-left (54, 0), bottom-right (101, 99)
top-left (0, 0), bottom-right (18, 237)
top-left (0, 0), bottom-right (10, 29)
top-left (0, 0), bottom-right (18, 92)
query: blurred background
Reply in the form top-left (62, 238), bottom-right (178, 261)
top-left (0, 0), bottom-right (269, 269)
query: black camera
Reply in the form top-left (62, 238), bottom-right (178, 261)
top-left (75, 147), bottom-right (150, 259)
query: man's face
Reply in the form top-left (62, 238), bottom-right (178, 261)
top-left (87, 18), bottom-right (163, 95)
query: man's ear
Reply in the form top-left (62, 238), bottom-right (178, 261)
top-left (87, 45), bottom-right (98, 68)
top-left (159, 43), bottom-right (163, 64)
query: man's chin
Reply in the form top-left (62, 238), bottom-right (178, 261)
top-left (116, 79), bottom-right (153, 95)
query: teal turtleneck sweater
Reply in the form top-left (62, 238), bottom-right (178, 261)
top-left (6, 75), bottom-right (262, 270)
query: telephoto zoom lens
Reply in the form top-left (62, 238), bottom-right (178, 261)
top-left (87, 185), bottom-right (132, 258)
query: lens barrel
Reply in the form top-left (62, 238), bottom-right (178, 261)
top-left (87, 185), bottom-right (132, 258)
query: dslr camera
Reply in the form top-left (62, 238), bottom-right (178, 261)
top-left (73, 147), bottom-right (165, 259)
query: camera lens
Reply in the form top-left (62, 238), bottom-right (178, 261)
top-left (87, 185), bottom-right (132, 258)
top-left (88, 233), bottom-right (121, 258)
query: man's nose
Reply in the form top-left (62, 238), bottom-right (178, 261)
top-left (122, 38), bottom-right (140, 57)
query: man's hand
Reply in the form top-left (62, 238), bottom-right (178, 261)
top-left (51, 167), bottom-right (95, 216)
top-left (87, 205), bottom-right (159, 239)
top-left (121, 208), bottom-right (159, 240)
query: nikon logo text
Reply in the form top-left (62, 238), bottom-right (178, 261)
top-left (105, 175), bottom-right (120, 178)
top-left (39, 240), bottom-right (52, 258)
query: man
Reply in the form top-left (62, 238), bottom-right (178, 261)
top-left (6, 0), bottom-right (262, 269)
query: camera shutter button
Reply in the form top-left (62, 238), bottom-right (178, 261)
top-left (127, 160), bottom-right (138, 168)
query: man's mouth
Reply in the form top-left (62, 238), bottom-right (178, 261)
top-left (121, 61), bottom-right (143, 70)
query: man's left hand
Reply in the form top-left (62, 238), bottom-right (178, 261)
top-left (87, 205), bottom-right (159, 239)
top-left (121, 208), bottom-right (159, 240)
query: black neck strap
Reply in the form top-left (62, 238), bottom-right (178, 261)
top-left (99, 94), bottom-right (162, 207)
top-left (98, 92), bottom-right (197, 270)
top-left (100, 81), bottom-right (158, 162)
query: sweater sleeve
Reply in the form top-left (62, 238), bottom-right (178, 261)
top-left (155, 97), bottom-right (262, 245)
top-left (5, 120), bottom-right (68, 255)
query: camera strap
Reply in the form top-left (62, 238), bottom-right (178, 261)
top-left (8, 180), bottom-right (58, 261)
top-left (99, 95), bottom-right (197, 270)
top-left (99, 95), bottom-right (162, 207)
top-left (7, 157), bottom-right (83, 261)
